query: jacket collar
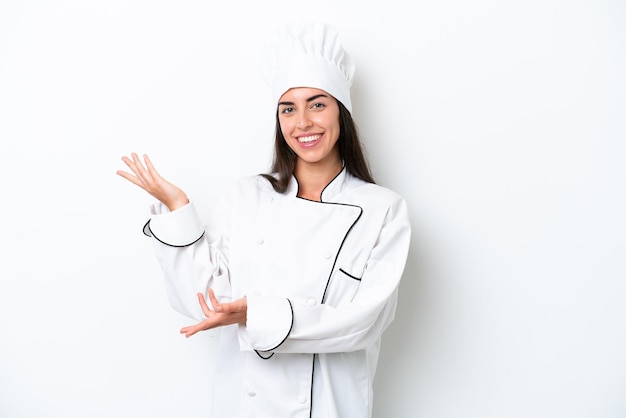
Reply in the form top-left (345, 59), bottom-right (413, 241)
top-left (287, 165), bottom-right (349, 203)
top-left (320, 166), bottom-right (348, 202)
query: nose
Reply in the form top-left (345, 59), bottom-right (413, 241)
top-left (296, 112), bottom-right (312, 129)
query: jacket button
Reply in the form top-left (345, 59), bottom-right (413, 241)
top-left (306, 298), bottom-right (316, 306)
top-left (297, 395), bottom-right (307, 404)
top-left (256, 238), bottom-right (264, 245)
top-left (247, 389), bottom-right (256, 397)
top-left (323, 252), bottom-right (331, 259)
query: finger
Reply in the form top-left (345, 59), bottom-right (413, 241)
top-left (115, 169), bottom-right (143, 187)
top-left (131, 152), bottom-right (153, 185)
top-left (197, 292), bottom-right (213, 317)
top-left (179, 325), bottom-right (198, 338)
top-left (180, 318), bottom-right (215, 338)
top-left (143, 154), bottom-right (163, 181)
top-left (208, 288), bottom-right (223, 312)
top-left (120, 155), bottom-right (143, 179)
top-left (119, 154), bottom-right (154, 188)
top-left (120, 154), bottom-right (145, 183)
top-left (180, 323), bottom-right (205, 337)
top-left (120, 154), bottom-right (135, 167)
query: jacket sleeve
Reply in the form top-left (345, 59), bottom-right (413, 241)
top-left (144, 200), bottom-right (232, 321)
top-left (238, 197), bottom-right (411, 354)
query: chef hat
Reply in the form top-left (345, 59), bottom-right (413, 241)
top-left (261, 21), bottom-right (356, 113)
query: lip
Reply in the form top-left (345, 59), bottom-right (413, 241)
top-left (295, 133), bottom-right (323, 148)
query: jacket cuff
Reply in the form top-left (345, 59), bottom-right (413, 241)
top-left (239, 295), bottom-right (293, 352)
top-left (143, 201), bottom-right (204, 247)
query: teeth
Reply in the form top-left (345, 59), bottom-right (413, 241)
top-left (298, 135), bottom-right (320, 143)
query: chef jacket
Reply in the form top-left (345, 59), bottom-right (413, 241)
top-left (143, 168), bottom-right (411, 418)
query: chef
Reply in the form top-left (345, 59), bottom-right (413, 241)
top-left (117, 20), bottom-right (411, 418)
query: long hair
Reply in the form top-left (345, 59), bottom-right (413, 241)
top-left (261, 100), bottom-right (375, 193)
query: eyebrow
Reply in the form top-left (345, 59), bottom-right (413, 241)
top-left (277, 94), bottom-right (328, 107)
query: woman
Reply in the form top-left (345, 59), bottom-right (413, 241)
top-left (117, 21), bottom-right (411, 418)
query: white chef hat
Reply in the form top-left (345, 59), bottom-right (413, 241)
top-left (260, 21), bottom-right (356, 113)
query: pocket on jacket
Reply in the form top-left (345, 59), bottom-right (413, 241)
top-left (324, 267), bottom-right (362, 305)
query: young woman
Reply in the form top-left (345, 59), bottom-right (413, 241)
top-left (117, 21), bottom-right (411, 418)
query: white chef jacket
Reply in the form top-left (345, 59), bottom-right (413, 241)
top-left (143, 168), bottom-right (411, 418)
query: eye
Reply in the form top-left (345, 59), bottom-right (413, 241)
top-left (280, 106), bottom-right (295, 115)
top-left (311, 102), bottom-right (326, 110)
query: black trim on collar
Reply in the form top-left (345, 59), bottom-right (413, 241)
top-left (319, 166), bottom-right (345, 202)
top-left (293, 165), bottom-right (346, 202)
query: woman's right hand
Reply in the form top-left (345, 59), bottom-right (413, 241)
top-left (117, 153), bottom-right (189, 211)
top-left (179, 289), bottom-right (247, 338)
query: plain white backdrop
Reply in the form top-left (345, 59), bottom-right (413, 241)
top-left (1, 1), bottom-right (625, 417)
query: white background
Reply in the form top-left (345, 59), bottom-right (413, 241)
top-left (1, 1), bottom-right (625, 417)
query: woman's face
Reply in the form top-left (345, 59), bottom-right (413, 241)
top-left (277, 87), bottom-right (341, 168)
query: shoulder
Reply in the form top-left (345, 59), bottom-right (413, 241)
top-left (344, 175), bottom-right (407, 208)
top-left (341, 176), bottom-right (411, 235)
top-left (225, 174), bottom-right (276, 199)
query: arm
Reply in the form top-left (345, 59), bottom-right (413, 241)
top-left (144, 200), bottom-right (232, 321)
top-left (117, 153), bottom-right (232, 321)
top-left (241, 197), bottom-right (412, 354)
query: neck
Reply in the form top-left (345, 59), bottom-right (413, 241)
top-left (294, 158), bottom-right (342, 201)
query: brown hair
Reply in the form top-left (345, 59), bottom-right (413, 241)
top-left (261, 100), bottom-right (375, 193)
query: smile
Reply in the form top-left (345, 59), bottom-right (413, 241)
top-left (298, 134), bottom-right (321, 144)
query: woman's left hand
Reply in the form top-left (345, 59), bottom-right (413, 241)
top-left (180, 289), bottom-right (247, 338)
